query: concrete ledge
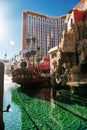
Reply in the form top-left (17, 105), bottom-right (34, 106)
top-left (67, 82), bottom-right (87, 87)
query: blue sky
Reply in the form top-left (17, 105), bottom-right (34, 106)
top-left (0, 0), bottom-right (80, 60)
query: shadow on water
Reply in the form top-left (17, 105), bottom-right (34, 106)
top-left (11, 84), bottom-right (87, 129)
top-left (18, 85), bottom-right (52, 102)
top-left (51, 84), bottom-right (87, 108)
top-left (17, 84), bottom-right (72, 104)
top-left (17, 84), bottom-right (87, 107)
top-left (4, 75), bottom-right (87, 130)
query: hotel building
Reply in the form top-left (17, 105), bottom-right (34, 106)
top-left (66, 0), bottom-right (86, 31)
top-left (74, 0), bottom-right (86, 11)
top-left (22, 11), bottom-right (67, 59)
top-left (48, 0), bottom-right (87, 72)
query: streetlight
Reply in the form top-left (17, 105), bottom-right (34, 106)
top-left (26, 37), bottom-right (37, 68)
top-left (31, 50), bottom-right (36, 68)
top-left (36, 46), bottom-right (41, 68)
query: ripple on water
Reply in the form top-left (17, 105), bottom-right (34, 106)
top-left (3, 103), bottom-right (21, 130)
top-left (3, 75), bottom-right (87, 130)
top-left (3, 75), bottom-right (21, 130)
top-left (11, 89), bottom-right (87, 130)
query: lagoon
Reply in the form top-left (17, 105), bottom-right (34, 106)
top-left (3, 75), bottom-right (87, 130)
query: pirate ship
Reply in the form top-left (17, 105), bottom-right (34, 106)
top-left (12, 57), bottom-right (51, 87)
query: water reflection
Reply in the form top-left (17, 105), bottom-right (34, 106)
top-left (3, 74), bottom-right (87, 130)
top-left (3, 74), bottom-right (21, 130)
top-left (19, 86), bottom-right (52, 101)
top-left (12, 86), bottom-right (87, 130)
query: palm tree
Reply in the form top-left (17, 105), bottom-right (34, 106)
top-left (19, 51), bottom-right (22, 60)
top-left (26, 37), bottom-right (37, 68)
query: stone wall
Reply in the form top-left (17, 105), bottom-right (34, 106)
top-left (53, 11), bottom-right (87, 85)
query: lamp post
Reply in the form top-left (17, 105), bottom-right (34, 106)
top-left (36, 46), bottom-right (41, 68)
top-left (31, 50), bottom-right (36, 68)
top-left (26, 38), bottom-right (31, 68)
top-left (31, 37), bottom-right (37, 68)
top-left (26, 37), bottom-right (37, 68)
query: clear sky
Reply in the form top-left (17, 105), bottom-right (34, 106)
top-left (0, 0), bottom-right (80, 60)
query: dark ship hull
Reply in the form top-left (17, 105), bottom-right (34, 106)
top-left (12, 68), bottom-right (51, 88)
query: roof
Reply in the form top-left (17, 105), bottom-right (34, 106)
top-left (65, 9), bottom-right (86, 23)
top-left (48, 46), bottom-right (58, 54)
top-left (74, 10), bottom-right (86, 23)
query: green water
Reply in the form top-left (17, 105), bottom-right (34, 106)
top-left (3, 84), bottom-right (87, 130)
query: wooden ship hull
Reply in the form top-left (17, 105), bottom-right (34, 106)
top-left (12, 68), bottom-right (51, 88)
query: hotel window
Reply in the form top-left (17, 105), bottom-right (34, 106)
top-left (62, 19), bottom-right (65, 24)
top-left (58, 20), bottom-right (61, 26)
top-left (33, 16), bottom-right (36, 50)
top-left (54, 21), bottom-right (57, 30)
top-left (47, 19), bottom-right (50, 50)
top-left (71, 18), bottom-right (73, 25)
top-left (62, 23), bottom-right (67, 30)
top-left (33, 16), bottom-right (36, 38)
top-left (50, 20), bottom-right (55, 47)
top-left (58, 26), bottom-right (61, 31)
top-left (46, 19), bottom-right (49, 33)
top-left (28, 15), bottom-right (32, 39)
top-left (38, 17), bottom-right (41, 47)
top-left (42, 18), bottom-right (46, 57)
top-left (51, 20), bottom-right (54, 30)
top-left (81, 5), bottom-right (84, 10)
top-left (54, 21), bottom-right (58, 46)
top-left (51, 38), bottom-right (54, 48)
top-left (42, 18), bottom-right (45, 39)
